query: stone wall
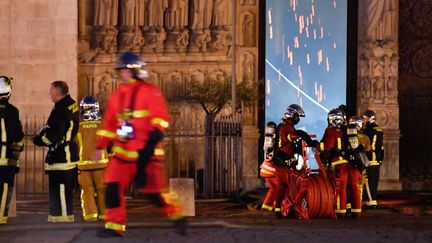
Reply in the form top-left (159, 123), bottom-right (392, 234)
top-left (358, 0), bottom-right (401, 190)
top-left (0, 0), bottom-right (78, 117)
top-left (78, 0), bottom-right (261, 190)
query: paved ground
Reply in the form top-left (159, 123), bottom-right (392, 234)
top-left (0, 191), bottom-right (431, 243)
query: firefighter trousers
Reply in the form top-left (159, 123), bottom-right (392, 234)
top-left (262, 177), bottom-right (280, 211)
top-left (104, 157), bottom-right (183, 236)
top-left (334, 163), bottom-right (361, 217)
top-left (365, 165), bottom-right (380, 206)
top-left (0, 166), bottom-right (16, 224)
top-left (47, 169), bottom-right (75, 222)
top-left (78, 169), bottom-right (105, 221)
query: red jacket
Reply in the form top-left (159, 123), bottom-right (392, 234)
top-left (96, 79), bottom-right (170, 162)
top-left (318, 126), bottom-right (348, 165)
top-left (277, 120), bottom-right (296, 158)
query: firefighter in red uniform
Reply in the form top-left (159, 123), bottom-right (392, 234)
top-left (317, 108), bottom-right (362, 218)
top-left (0, 76), bottom-right (24, 224)
top-left (362, 110), bottom-right (384, 207)
top-left (96, 52), bottom-right (185, 238)
top-left (261, 104), bottom-right (316, 218)
top-left (76, 96), bottom-right (108, 221)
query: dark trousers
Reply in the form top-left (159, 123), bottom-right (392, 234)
top-left (0, 166), bottom-right (16, 222)
top-left (366, 165), bottom-right (380, 201)
top-left (48, 169), bottom-right (75, 220)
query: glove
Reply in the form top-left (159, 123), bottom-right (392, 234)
top-left (133, 164), bottom-right (148, 189)
top-left (133, 147), bottom-right (154, 189)
top-left (32, 135), bottom-right (45, 146)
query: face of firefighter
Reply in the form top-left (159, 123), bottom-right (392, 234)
top-left (118, 69), bottom-right (134, 83)
top-left (50, 86), bottom-right (63, 103)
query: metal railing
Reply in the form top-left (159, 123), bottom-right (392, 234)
top-left (16, 114), bottom-right (243, 199)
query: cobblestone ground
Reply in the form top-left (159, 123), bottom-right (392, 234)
top-left (0, 192), bottom-right (431, 243)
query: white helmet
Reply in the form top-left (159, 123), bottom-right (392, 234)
top-left (0, 76), bottom-right (12, 99)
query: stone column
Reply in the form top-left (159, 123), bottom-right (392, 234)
top-left (358, 0), bottom-right (401, 190)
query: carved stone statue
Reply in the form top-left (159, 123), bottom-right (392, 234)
top-left (166, 0), bottom-right (189, 32)
top-left (120, 0), bottom-right (137, 26)
top-left (242, 52), bottom-right (255, 82)
top-left (94, 0), bottom-right (118, 26)
top-left (240, 0), bottom-right (256, 6)
top-left (361, 0), bottom-right (397, 47)
top-left (212, 0), bottom-right (230, 30)
top-left (176, 29), bottom-right (189, 52)
top-left (144, 0), bottom-right (168, 31)
top-left (241, 13), bottom-right (255, 47)
top-left (191, 0), bottom-right (213, 31)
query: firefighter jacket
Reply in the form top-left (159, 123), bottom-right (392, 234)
top-left (96, 80), bottom-right (170, 162)
top-left (33, 95), bottom-right (79, 171)
top-left (358, 132), bottom-right (372, 159)
top-left (363, 122), bottom-right (384, 165)
top-left (76, 120), bottom-right (108, 170)
top-left (318, 126), bottom-right (348, 166)
top-left (0, 99), bottom-right (24, 168)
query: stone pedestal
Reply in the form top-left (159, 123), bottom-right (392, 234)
top-left (169, 178), bottom-right (195, 216)
top-left (241, 125), bottom-right (261, 191)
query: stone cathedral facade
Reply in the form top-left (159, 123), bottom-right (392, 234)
top-left (4, 0), bottom-right (431, 191)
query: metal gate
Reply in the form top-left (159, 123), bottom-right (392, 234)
top-left (16, 114), bottom-right (243, 199)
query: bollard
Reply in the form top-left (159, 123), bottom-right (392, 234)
top-left (169, 178), bottom-right (195, 216)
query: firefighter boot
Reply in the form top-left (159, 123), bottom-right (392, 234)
top-left (96, 228), bottom-right (123, 238)
top-left (172, 216), bottom-right (187, 236)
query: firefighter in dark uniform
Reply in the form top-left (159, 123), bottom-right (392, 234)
top-left (317, 108), bottom-right (361, 218)
top-left (32, 81), bottom-right (79, 223)
top-left (0, 76), bottom-right (24, 224)
top-left (95, 52), bottom-right (185, 238)
top-left (76, 96), bottom-right (108, 221)
top-left (362, 110), bottom-right (384, 207)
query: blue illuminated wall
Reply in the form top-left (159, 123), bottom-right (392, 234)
top-left (265, 0), bottom-right (348, 141)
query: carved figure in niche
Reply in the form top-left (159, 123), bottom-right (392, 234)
top-left (389, 54), bottom-right (398, 77)
top-left (94, 26), bottom-right (118, 53)
top-left (360, 77), bottom-right (371, 100)
top-left (94, 0), bottom-right (118, 26)
top-left (132, 27), bottom-right (145, 51)
top-left (386, 77), bottom-right (397, 101)
top-left (242, 52), bottom-right (255, 82)
top-left (190, 29), bottom-right (212, 52)
top-left (164, 72), bottom-right (184, 102)
top-left (373, 77), bottom-right (385, 100)
top-left (147, 72), bottom-right (160, 87)
top-left (96, 76), bottom-right (112, 112)
top-left (359, 55), bottom-right (369, 78)
top-left (211, 32), bottom-right (226, 50)
top-left (191, 0), bottom-right (213, 31)
top-left (372, 57), bottom-right (384, 77)
top-left (240, 0), bottom-right (256, 5)
top-left (362, 0), bottom-right (397, 47)
top-left (120, 0), bottom-right (137, 26)
top-left (144, 0), bottom-right (168, 31)
top-left (166, 0), bottom-right (189, 32)
top-left (241, 13), bottom-right (255, 47)
top-left (176, 29), bottom-right (189, 51)
top-left (155, 29), bottom-right (167, 52)
top-left (212, 0), bottom-right (230, 30)
top-left (119, 26), bottom-right (136, 51)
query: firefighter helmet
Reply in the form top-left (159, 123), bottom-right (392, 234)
top-left (283, 104), bottom-right (305, 125)
top-left (362, 109), bottom-right (376, 124)
top-left (115, 52), bottom-right (149, 79)
top-left (349, 115), bottom-right (364, 131)
top-left (327, 108), bottom-right (346, 128)
top-left (79, 96), bottom-right (101, 121)
top-left (0, 76), bottom-right (12, 99)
